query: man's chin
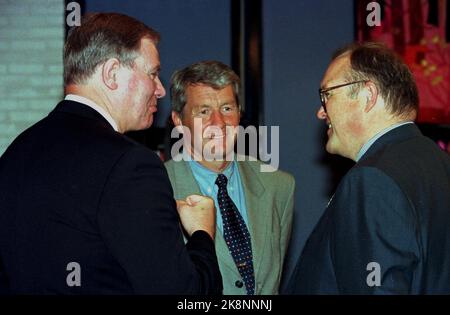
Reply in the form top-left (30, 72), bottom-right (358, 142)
top-left (142, 116), bottom-right (154, 130)
top-left (125, 118), bottom-right (153, 133)
top-left (202, 151), bottom-right (229, 161)
top-left (195, 147), bottom-right (235, 162)
top-left (325, 143), bottom-right (351, 160)
top-left (325, 141), bottom-right (338, 155)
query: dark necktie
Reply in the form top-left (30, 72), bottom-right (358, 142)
top-left (215, 174), bottom-right (255, 295)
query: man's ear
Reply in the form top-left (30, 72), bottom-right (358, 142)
top-left (364, 81), bottom-right (378, 113)
top-left (171, 111), bottom-right (184, 133)
top-left (102, 58), bottom-right (120, 90)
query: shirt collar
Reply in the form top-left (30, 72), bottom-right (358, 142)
top-left (188, 157), bottom-right (236, 188)
top-left (356, 121), bottom-right (414, 161)
top-left (64, 94), bottom-right (119, 132)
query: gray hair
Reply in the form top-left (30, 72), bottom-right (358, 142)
top-left (64, 13), bottom-right (160, 86)
top-left (332, 42), bottom-right (418, 118)
top-left (170, 60), bottom-right (241, 114)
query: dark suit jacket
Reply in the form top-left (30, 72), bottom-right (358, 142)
top-left (287, 124), bottom-right (450, 294)
top-left (0, 100), bottom-right (222, 294)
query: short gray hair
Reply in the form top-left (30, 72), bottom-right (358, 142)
top-left (64, 13), bottom-right (160, 86)
top-left (170, 60), bottom-right (241, 114)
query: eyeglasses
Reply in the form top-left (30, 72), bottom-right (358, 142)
top-left (319, 80), bottom-right (367, 112)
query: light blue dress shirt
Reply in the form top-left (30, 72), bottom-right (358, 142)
top-left (187, 160), bottom-right (249, 232)
top-left (356, 121), bottom-right (414, 161)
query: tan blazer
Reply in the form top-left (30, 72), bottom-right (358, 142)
top-left (164, 158), bottom-right (295, 294)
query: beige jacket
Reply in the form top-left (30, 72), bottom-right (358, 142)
top-left (164, 158), bottom-right (295, 295)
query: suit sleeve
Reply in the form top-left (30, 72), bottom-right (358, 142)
top-left (331, 166), bottom-right (421, 294)
top-left (97, 146), bottom-right (222, 294)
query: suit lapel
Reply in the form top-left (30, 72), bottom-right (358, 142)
top-left (170, 159), bottom-right (270, 285)
top-left (170, 160), bottom-right (241, 274)
top-left (237, 161), bottom-right (268, 281)
top-left (170, 160), bottom-right (201, 199)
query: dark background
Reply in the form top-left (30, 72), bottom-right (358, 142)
top-left (76, 0), bottom-right (448, 289)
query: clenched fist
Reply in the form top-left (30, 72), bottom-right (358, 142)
top-left (176, 194), bottom-right (216, 239)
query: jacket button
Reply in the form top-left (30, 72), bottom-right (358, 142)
top-left (235, 280), bottom-right (244, 288)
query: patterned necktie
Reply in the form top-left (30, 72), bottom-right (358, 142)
top-left (215, 173), bottom-right (255, 295)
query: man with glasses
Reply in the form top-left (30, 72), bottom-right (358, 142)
top-left (286, 42), bottom-right (450, 294)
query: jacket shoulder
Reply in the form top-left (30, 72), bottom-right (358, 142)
top-left (240, 158), bottom-right (295, 186)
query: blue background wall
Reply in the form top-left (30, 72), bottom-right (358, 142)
top-left (86, 0), bottom-right (355, 288)
top-left (262, 0), bottom-right (354, 287)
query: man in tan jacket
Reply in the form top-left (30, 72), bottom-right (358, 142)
top-left (165, 60), bottom-right (295, 295)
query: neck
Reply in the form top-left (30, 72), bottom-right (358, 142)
top-left (367, 116), bottom-right (412, 141)
top-left (185, 146), bottom-right (233, 173)
top-left (198, 159), bottom-right (231, 173)
top-left (65, 84), bottom-right (126, 133)
top-left (351, 114), bottom-right (414, 161)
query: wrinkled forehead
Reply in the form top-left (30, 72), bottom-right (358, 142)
top-left (321, 54), bottom-right (351, 88)
top-left (186, 84), bottom-right (236, 103)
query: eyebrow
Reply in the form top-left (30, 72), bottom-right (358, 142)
top-left (220, 100), bottom-right (237, 106)
top-left (320, 77), bottom-right (337, 90)
top-left (147, 64), bottom-right (161, 73)
top-left (320, 82), bottom-right (331, 90)
top-left (194, 100), bottom-right (236, 107)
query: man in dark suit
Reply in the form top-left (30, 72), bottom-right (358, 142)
top-left (0, 13), bottom-right (222, 294)
top-left (287, 42), bottom-right (450, 294)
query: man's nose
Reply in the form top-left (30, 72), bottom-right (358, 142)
top-left (210, 109), bottom-right (225, 127)
top-left (317, 106), bottom-right (327, 120)
top-left (155, 77), bottom-right (166, 99)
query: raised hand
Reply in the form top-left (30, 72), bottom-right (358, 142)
top-left (176, 194), bottom-right (216, 239)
